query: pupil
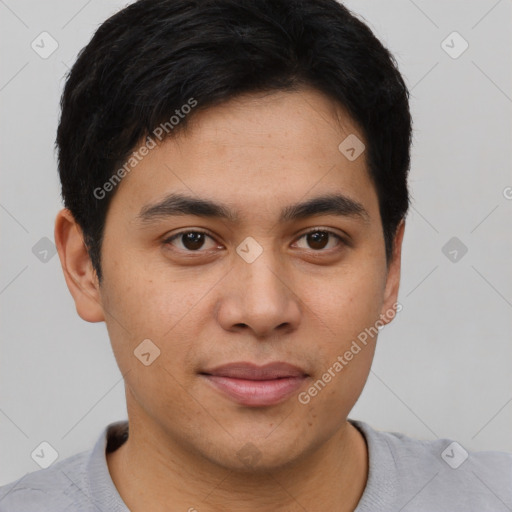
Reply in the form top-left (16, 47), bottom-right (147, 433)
top-left (183, 232), bottom-right (205, 250)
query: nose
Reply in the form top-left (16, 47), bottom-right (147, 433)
top-left (215, 250), bottom-right (302, 339)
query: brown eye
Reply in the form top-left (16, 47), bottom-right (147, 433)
top-left (164, 230), bottom-right (218, 252)
top-left (295, 229), bottom-right (344, 251)
top-left (306, 231), bottom-right (329, 250)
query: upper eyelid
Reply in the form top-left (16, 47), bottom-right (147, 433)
top-left (298, 226), bottom-right (346, 239)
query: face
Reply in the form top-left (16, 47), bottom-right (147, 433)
top-left (58, 87), bottom-right (403, 471)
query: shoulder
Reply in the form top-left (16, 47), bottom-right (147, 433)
top-left (0, 421), bottom-right (128, 512)
top-left (0, 450), bottom-right (91, 512)
top-left (352, 419), bottom-right (512, 511)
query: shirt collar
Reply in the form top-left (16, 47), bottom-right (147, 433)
top-left (86, 420), bottom-right (130, 512)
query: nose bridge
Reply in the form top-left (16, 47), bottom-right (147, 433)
top-left (237, 240), bottom-right (287, 308)
top-left (216, 238), bottom-right (301, 336)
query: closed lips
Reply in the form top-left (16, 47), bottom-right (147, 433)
top-left (200, 362), bottom-right (308, 380)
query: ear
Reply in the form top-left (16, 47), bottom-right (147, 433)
top-left (54, 208), bottom-right (105, 323)
top-left (379, 218), bottom-right (405, 325)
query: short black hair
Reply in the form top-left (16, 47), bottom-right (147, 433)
top-left (56, 0), bottom-right (412, 284)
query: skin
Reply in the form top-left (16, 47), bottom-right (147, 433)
top-left (54, 87), bottom-right (405, 512)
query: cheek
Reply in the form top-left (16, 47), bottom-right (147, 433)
top-left (99, 268), bottom-right (205, 422)
top-left (298, 267), bottom-right (383, 419)
top-left (303, 260), bottom-right (386, 345)
top-left (102, 250), bottom-right (197, 332)
top-left (100, 250), bottom-right (219, 379)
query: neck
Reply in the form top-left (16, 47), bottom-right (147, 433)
top-left (107, 415), bottom-right (368, 512)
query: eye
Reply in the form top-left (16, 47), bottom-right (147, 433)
top-left (163, 227), bottom-right (346, 254)
top-left (163, 230), bottom-right (219, 252)
top-left (294, 228), bottom-right (345, 251)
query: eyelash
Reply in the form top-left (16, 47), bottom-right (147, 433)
top-left (162, 227), bottom-right (346, 253)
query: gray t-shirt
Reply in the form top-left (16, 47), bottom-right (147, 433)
top-left (1, 419), bottom-right (511, 511)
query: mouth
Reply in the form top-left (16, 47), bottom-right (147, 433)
top-left (199, 362), bottom-right (309, 407)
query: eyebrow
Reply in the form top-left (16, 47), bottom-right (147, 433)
top-left (136, 192), bottom-right (370, 225)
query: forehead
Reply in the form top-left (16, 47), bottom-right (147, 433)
top-left (108, 88), bottom-right (378, 223)
top-left (176, 88), bottom-right (363, 159)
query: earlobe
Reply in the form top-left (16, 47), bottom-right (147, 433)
top-left (54, 208), bottom-right (105, 323)
top-left (379, 219), bottom-right (406, 325)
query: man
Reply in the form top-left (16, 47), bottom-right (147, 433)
top-left (1, 0), bottom-right (510, 510)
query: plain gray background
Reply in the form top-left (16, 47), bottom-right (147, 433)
top-left (1, 0), bottom-right (511, 485)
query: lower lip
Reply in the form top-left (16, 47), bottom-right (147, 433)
top-left (201, 375), bottom-right (307, 406)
